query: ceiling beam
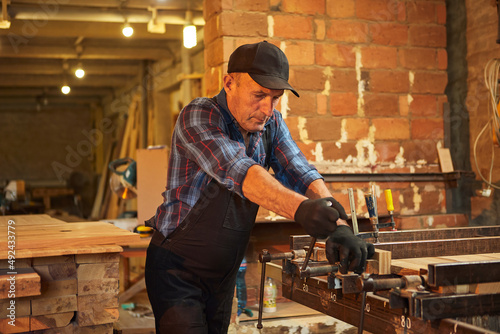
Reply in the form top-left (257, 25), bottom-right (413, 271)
top-left (0, 59), bottom-right (139, 75)
top-left (0, 20), bottom-right (185, 40)
top-left (0, 74), bottom-right (137, 87)
top-left (10, 0), bottom-right (204, 11)
top-left (0, 87), bottom-right (114, 97)
top-left (0, 39), bottom-right (176, 60)
top-left (8, 4), bottom-right (204, 25)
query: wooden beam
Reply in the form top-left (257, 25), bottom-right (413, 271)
top-left (0, 20), bottom-right (184, 40)
top-left (0, 38), bottom-right (176, 60)
top-left (0, 74), bottom-right (136, 87)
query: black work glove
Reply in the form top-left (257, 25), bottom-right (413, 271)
top-left (325, 225), bottom-right (375, 274)
top-left (294, 197), bottom-right (348, 239)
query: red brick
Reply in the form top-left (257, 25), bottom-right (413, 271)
top-left (204, 0), bottom-right (231, 21)
top-left (282, 0), bottom-right (325, 15)
top-left (285, 116), bottom-right (300, 140)
top-left (306, 118), bottom-right (342, 141)
top-left (203, 15), bottom-right (220, 46)
top-left (437, 49), bottom-right (447, 70)
top-left (373, 118), bottom-right (410, 140)
top-left (273, 15), bottom-right (314, 39)
top-left (219, 12), bottom-right (268, 37)
top-left (409, 25), bottom-right (447, 48)
top-left (326, 20), bottom-right (369, 43)
top-left (399, 95), bottom-right (409, 116)
top-left (395, 216), bottom-right (423, 230)
top-left (420, 191), bottom-right (445, 214)
top-left (375, 142), bottom-right (401, 162)
top-left (411, 119), bottom-right (444, 140)
top-left (430, 214), bottom-right (469, 228)
top-left (315, 19), bottom-right (326, 40)
top-left (317, 94), bottom-right (327, 115)
top-left (289, 67), bottom-right (326, 91)
top-left (330, 69), bottom-right (358, 92)
top-left (361, 46), bottom-right (397, 69)
top-left (204, 39), bottom-right (224, 67)
top-left (234, 0), bottom-right (269, 11)
top-left (322, 142), bottom-right (357, 161)
top-left (409, 95), bottom-right (437, 117)
top-left (296, 142), bottom-right (317, 160)
top-left (285, 41), bottom-right (315, 66)
top-left (370, 23), bottom-right (408, 46)
top-left (204, 66), bottom-right (223, 97)
top-left (345, 118), bottom-right (370, 140)
top-left (407, 2), bottom-right (436, 24)
top-left (364, 93), bottom-right (399, 116)
top-left (436, 4), bottom-right (446, 25)
top-left (356, 0), bottom-right (401, 21)
top-left (369, 70), bottom-right (409, 93)
top-left (288, 91), bottom-right (317, 116)
top-left (399, 48), bottom-right (436, 70)
top-left (412, 72), bottom-right (447, 94)
top-left (403, 140), bottom-right (438, 163)
top-left (326, 0), bottom-right (355, 18)
top-left (330, 92), bottom-right (358, 116)
top-left (316, 43), bottom-right (356, 67)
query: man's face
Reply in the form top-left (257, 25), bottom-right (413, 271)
top-left (225, 73), bottom-right (284, 133)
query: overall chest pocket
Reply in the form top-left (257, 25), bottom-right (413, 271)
top-left (222, 191), bottom-right (258, 232)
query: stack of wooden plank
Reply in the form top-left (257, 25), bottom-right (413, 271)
top-left (0, 215), bottom-right (140, 333)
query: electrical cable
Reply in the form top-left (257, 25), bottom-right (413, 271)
top-left (473, 58), bottom-right (500, 191)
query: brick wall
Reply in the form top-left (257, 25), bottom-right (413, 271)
top-left (203, 0), bottom-right (449, 219)
top-left (465, 0), bottom-right (500, 223)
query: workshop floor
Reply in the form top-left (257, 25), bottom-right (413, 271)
top-left (114, 291), bottom-right (358, 334)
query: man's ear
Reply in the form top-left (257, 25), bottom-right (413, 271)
top-left (223, 74), bottom-right (234, 92)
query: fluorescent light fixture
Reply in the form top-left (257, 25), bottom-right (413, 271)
top-left (122, 22), bottom-right (134, 37)
top-left (183, 25), bottom-right (196, 49)
top-left (61, 85), bottom-right (71, 94)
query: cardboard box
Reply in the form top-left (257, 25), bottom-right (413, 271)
top-left (136, 147), bottom-right (169, 225)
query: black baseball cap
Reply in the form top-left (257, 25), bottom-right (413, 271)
top-left (228, 41), bottom-right (299, 97)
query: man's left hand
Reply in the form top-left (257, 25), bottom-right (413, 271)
top-left (325, 225), bottom-right (375, 274)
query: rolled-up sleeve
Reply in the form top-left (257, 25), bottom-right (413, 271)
top-left (175, 98), bottom-right (258, 197)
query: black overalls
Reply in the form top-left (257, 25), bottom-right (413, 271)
top-left (145, 109), bottom-right (272, 334)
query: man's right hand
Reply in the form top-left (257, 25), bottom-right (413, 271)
top-left (294, 197), bottom-right (347, 238)
top-left (325, 225), bottom-right (375, 274)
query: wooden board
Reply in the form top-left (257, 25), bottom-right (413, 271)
top-left (0, 268), bottom-right (41, 299)
top-left (391, 253), bottom-right (500, 294)
top-left (0, 215), bottom-right (140, 258)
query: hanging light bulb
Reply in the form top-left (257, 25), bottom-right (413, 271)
top-left (61, 85), bottom-right (71, 94)
top-left (122, 22), bottom-right (134, 37)
top-left (183, 24), bottom-right (197, 49)
top-left (183, 11), bottom-right (196, 49)
top-left (75, 63), bottom-right (85, 79)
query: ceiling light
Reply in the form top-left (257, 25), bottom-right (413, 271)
top-left (0, 0), bottom-right (10, 29)
top-left (75, 63), bottom-right (85, 78)
top-left (122, 22), bottom-right (134, 37)
top-left (61, 85), bottom-right (71, 94)
top-left (183, 25), bottom-right (196, 49)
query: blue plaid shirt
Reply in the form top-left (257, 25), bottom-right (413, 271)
top-left (153, 89), bottom-right (322, 237)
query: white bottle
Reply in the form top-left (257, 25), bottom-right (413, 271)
top-left (263, 277), bottom-right (277, 313)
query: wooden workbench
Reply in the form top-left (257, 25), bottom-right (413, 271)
top-left (0, 214), bottom-right (140, 334)
top-left (281, 227), bottom-right (500, 334)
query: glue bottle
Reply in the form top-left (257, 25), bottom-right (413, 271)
top-left (263, 277), bottom-right (277, 313)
